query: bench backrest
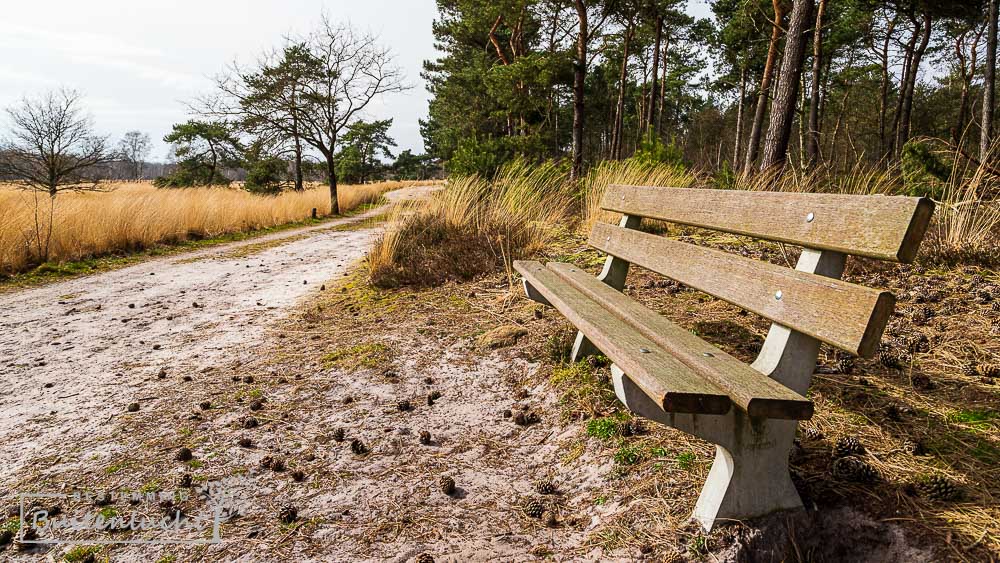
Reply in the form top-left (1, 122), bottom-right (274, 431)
top-left (593, 185), bottom-right (935, 358)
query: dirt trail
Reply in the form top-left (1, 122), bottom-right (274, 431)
top-left (0, 185), bottom-right (436, 486)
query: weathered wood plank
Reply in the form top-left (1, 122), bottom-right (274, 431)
top-left (547, 262), bottom-right (813, 420)
top-left (601, 185), bottom-right (934, 262)
top-left (513, 260), bottom-right (731, 415)
top-left (589, 223), bottom-right (895, 357)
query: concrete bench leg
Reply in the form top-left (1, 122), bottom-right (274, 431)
top-left (571, 215), bottom-right (641, 363)
top-left (609, 249), bottom-right (845, 531)
top-left (612, 365), bottom-right (802, 531)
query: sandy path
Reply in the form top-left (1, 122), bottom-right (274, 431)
top-left (0, 185), bottom-right (436, 486)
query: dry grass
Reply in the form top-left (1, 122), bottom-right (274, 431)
top-left (367, 161), bottom-right (574, 287)
top-left (581, 160), bottom-right (694, 231)
top-left (925, 159), bottom-right (1000, 265)
top-left (0, 180), bottom-right (429, 275)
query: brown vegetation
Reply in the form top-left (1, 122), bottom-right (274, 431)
top-left (0, 180), bottom-right (431, 276)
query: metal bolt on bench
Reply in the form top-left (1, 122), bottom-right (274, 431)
top-left (515, 185), bottom-right (934, 531)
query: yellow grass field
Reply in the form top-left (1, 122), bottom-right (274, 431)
top-left (0, 180), bottom-right (432, 275)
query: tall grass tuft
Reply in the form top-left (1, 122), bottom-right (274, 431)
top-left (368, 161), bottom-right (574, 287)
top-left (0, 180), bottom-right (427, 276)
top-left (581, 160), bottom-right (694, 231)
top-left (925, 157), bottom-right (1000, 264)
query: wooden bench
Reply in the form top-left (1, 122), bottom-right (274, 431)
top-left (514, 185), bottom-right (934, 531)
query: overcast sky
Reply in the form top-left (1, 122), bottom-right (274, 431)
top-left (1, 1), bottom-right (712, 162)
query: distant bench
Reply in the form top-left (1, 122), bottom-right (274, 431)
top-left (514, 184), bottom-right (933, 531)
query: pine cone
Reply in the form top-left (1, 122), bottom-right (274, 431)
top-left (918, 475), bottom-right (961, 501)
top-left (962, 362), bottom-right (980, 377)
top-left (802, 426), bottom-right (824, 441)
top-left (879, 347), bottom-right (903, 369)
top-left (439, 475), bottom-right (456, 496)
top-left (991, 301), bottom-right (999, 313)
top-left (971, 273), bottom-right (985, 286)
top-left (905, 334), bottom-right (930, 354)
top-left (350, 439), bottom-right (368, 455)
top-left (977, 363), bottom-right (1000, 378)
top-left (534, 480), bottom-right (557, 495)
top-left (332, 428), bottom-right (345, 442)
top-left (175, 447), bottom-right (193, 462)
top-left (910, 306), bottom-right (933, 325)
top-left (833, 436), bottom-right (865, 458)
top-left (261, 455), bottom-right (286, 471)
top-left (278, 504), bottom-right (298, 523)
top-left (523, 499), bottom-right (545, 519)
top-left (397, 399), bottom-right (413, 412)
top-left (831, 455), bottom-right (879, 482)
top-left (836, 356), bottom-right (855, 374)
top-left (415, 554), bottom-right (435, 563)
top-left (419, 430), bottom-right (432, 445)
top-left (903, 439), bottom-right (927, 456)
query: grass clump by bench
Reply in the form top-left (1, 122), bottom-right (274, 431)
top-left (367, 161), bottom-right (574, 288)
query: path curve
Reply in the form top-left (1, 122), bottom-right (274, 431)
top-left (0, 185), bottom-right (437, 486)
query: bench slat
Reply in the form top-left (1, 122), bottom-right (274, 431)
top-left (547, 262), bottom-right (813, 420)
top-left (514, 260), bottom-right (731, 415)
top-left (601, 185), bottom-right (934, 262)
top-left (589, 223), bottom-right (894, 357)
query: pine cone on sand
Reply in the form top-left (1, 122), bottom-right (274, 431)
top-left (439, 475), bottom-right (456, 496)
top-left (523, 498), bottom-right (545, 518)
top-left (534, 480), bottom-right (557, 495)
top-left (278, 504), bottom-right (298, 523)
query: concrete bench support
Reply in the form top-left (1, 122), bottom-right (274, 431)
top-left (611, 248), bottom-right (845, 531)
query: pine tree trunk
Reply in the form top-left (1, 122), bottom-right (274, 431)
top-left (612, 26), bottom-right (633, 160)
top-left (983, 0), bottom-right (998, 159)
top-left (571, 0), bottom-right (587, 181)
top-left (877, 17), bottom-right (896, 159)
top-left (293, 137), bottom-right (304, 192)
top-left (896, 12), bottom-right (931, 156)
top-left (744, 0), bottom-right (785, 170)
top-left (657, 39), bottom-right (668, 135)
top-left (734, 66), bottom-right (747, 168)
top-left (646, 15), bottom-right (663, 132)
top-left (888, 18), bottom-right (917, 158)
top-left (760, 0), bottom-right (814, 172)
top-left (806, 0), bottom-right (826, 168)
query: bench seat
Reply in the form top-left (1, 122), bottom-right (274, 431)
top-left (515, 260), bottom-right (813, 420)
top-left (515, 260), bottom-right (731, 415)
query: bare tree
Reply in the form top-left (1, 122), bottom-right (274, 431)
top-left (0, 89), bottom-right (117, 197)
top-left (118, 130), bottom-right (152, 181)
top-left (296, 17), bottom-right (409, 214)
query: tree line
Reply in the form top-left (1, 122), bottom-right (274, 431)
top-left (0, 16), bottom-right (434, 214)
top-left (422, 0), bottom-right (999, 184)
